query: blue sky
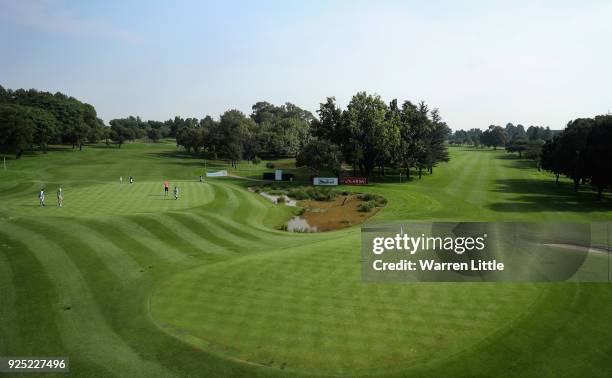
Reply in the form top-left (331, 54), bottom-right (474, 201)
top-left (1, 0), bottom-right (611, 129)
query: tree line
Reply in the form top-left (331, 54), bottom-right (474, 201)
top-left (169, 101), bottom-right (313, 159)
top-left (541, 115), bottom-right (612, 199)
top-left (450, 123), bottom-right (554, 148)
top-left (169, 92), bottom-right (450, 179)
top-left (450, 123), bottom-right (556, 165)
top-left (107, 116), bottom-right (173, 147)
top-left (0, 85), bottom-right (104, 157)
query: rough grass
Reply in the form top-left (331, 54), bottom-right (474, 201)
top-left (0, 142), bottom-right (610, 377)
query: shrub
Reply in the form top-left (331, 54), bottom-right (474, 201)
top-left (375, 196), bottom-right (387, 206)
top-left (266, 162), bottom-right (275, 169)
top-left (358, 200), bottom-right (376, 212)
top-left (306, 187), bottom-right (337, 201)
top-left (276, 196), bottom-right (286, 204)
top-left (288, 188), bottom-right (309, 200)
top-left (360, 193), bottom-right (387, 206)
top-left (361, 193), bottom-right (376, 201)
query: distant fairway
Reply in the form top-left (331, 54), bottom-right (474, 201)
top-left (0, 142), bottom-right (610, 377)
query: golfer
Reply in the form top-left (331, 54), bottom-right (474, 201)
top-left (173, 185), bottom-right (179, 200)
top-left (129, 176), bottom-right (134, 184)
top-left (163, 180), bottom-right (169, 196)
top-left (39, 189), bottom-right (45, 207)
top-left (57, 186), bottom-right (64, 207)
top-left (120, 176), bottom-right (123, 184)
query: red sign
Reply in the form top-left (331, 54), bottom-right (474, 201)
top-left (341, 177), bottom-right (368, 185)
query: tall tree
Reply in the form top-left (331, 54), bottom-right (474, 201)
top-left (585, 115), bottom-right (612, 199)
top-left (345, 92), bottom-right (389, 178)
top-left (425, 108), bottom-right (450, 174)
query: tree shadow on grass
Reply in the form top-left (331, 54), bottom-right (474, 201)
top-left (487, 178), bottom-right (612, 213)
top-left (142, 151), bottom-right (210, 168)
top-left (495, 154), bottom-right (539, 170)
top-left (145, 150), bottom-right (206, 160)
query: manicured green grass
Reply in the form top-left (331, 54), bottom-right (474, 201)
top-left (0, 143), bottom-right (610, 377)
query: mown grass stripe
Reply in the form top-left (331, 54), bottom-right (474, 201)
top-left (80, 218), bottom-right (222, 271)
top-left (463, 149), bottom-right (488, 206)
top-left (442, 148), bottom-right (481, 198)
top-left (0, 230), bottom-right (70, 359)
top-left (135, 215), bottom-right (234, 256)
top-left (114, 216), bottom-right (189, 262)
top-left (2, 222), bottom-right (171, 377)
top-left (52, 219), bottom-right (143, 282)
top-left (165, 212), bottom-right (246, 253)
top-left (187, 211), bottom-right (266, 244)
top-left (0, 236), bottom-right (18, 353)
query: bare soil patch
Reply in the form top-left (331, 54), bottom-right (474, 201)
top-left (298, 194), bottom-right (381, 231)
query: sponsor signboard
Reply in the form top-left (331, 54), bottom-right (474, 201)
top-left (206, 170), bottom-right (228, 177)
top-left (275, 169), bottom-right (283, 181)
top-left (313, 177), bottom-right (338, 186)
top-left (342, 177), bottom-right (368, 185)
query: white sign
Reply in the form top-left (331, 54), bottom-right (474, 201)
top-left (206, 170), bottom-right (228, 177)
top-left (275, 169), bottom-right (283, 181)
top-left (313, 177), bottom-right (338, 186)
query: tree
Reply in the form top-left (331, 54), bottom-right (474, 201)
top-left (513, 124), bottom-right (527, 140)
top-left (557, 118), bottom-right (591, 191)
top-left (506, 138), bottom-right (529, 158)
top-left (176, 127), bottom-right (204, 152)
top-left (425, 108), bottom-right (450, 174)
top-left (392, 100), bottom-right (417, 179)
top-left (109, 124), bottom-right (133, 148)
top-left (248, 102), bottom-right (313, 158)
top-left (585, 115), bottom-right (612, 199)
top-left (147, 127), bottom-right (161, 142)
top-left (481, 125), bottom-right (507, 149)
top-left (344, 92), bottom-right (389, 178)
top-left (216, 110), bottom-right (254, 161)
top-left (523, 139), bottom-right (545, 167)
top-left (296, 139), bottom-right (342, 176)
top-left (0, 104), bottom-right (35, 158)
top-left (541, 136), bottom-right (563, 183)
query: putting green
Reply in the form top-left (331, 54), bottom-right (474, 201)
top-left (4, 181), bottom-right (214, 216)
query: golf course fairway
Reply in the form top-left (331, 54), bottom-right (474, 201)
top-left (1, 142), bottom-right (610, 377)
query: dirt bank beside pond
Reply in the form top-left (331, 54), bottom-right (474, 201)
top-left (298, 194), bottom-right (381, 231)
